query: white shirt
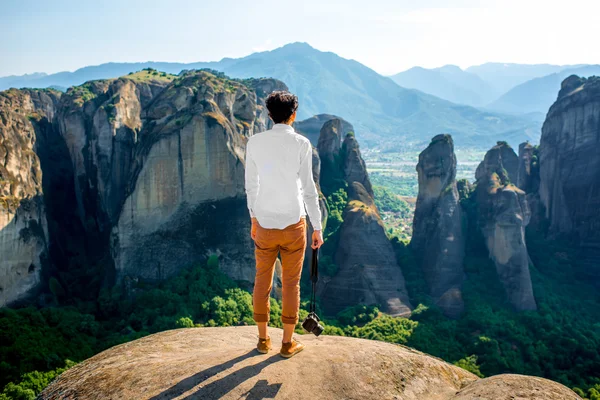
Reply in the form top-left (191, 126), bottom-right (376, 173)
top-left (245, 123), bottom-right (323, 231)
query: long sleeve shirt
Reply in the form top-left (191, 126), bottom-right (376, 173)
top-left (244, 123), bottom-right (323, 231)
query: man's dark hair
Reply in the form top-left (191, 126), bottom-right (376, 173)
top-left (265, 91), bottom-right (299, 123)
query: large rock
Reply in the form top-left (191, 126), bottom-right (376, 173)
top-left (341, 133), bottom-right (373, 196)
top-left (0, 89), bottom-right (60, 306)
top-left (320, 182), bottom-right (412, 316)
top-left (475, 142), bottom-right (537, 311)
top-left (38, 326), bottom-right (581, 400)
top-left (539, 75), bottom-right (600, 274)
top-left (316, 118), bottom-right (345, 165)
top-left (411, 134), bottom-right (465, 318)
top-left (51, 71), bottom-right (289, 284)
top-left (316, 124), bottom-right (411, 316)
top-left (294, 114), bottom-right (353, 146)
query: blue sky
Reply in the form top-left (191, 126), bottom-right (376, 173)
top-left (1, 0), bottom-right (599, 77)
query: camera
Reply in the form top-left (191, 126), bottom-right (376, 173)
top-left (302, 311), bottom-right (324, 336)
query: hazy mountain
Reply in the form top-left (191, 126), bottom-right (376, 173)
top-left (389, 65), bottom-right (496, 106)
top-left (486, 65), bottom-right (600, 114)
top-left (0, 42), bottom-right (540, 148)
top-left (466, 63), bottom-right (582, 96)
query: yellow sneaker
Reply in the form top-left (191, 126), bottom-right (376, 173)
top-left (280, 339), bottom-right (305, 358)
top-left (257, 336), bottom-right (272, 354)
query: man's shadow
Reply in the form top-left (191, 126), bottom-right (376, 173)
top-left (149, 351), bottom-right (284, 400)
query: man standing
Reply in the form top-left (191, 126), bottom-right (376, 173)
top-left (245, 91), bottom-right (324, 358)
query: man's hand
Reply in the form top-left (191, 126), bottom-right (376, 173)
top-left (251, 218), bottom-right (258, 240)
top-left (311, 230), bottom-right (324, 249)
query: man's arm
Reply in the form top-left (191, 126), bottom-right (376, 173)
top-left (244, 140), bottom-right (259, 220)
top-left (299, 141), bottom-right (323, 233)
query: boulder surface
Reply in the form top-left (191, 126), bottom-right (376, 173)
top-left (38, 327), bottom-right (581, 400)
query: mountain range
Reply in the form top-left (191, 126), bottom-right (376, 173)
top-left (391, 62), bottom-right (600, 115)
top-left (0, 43), bottom-right (541, 149)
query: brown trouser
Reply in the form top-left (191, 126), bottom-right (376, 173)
top-left (253, 217), bottom-right (307, 325)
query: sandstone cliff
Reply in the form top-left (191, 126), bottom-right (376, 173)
top-left (38, 326), bottom-right (581, 400)
top-left (411, 134), bottom-right (465, 318)
top-left (0, 88), bottom-right (60, 306)
top-left (538, 75), bottom-right (600, 274)
top-left (54, 70), bottom-right (289, 284)
top-left (294, 113), bottom-right (353, 146)
top-left (0, 70), bottom-right (290, 302)
top-left (474, 142), bottom-right (537, 311)
top-left (316, 121), bottom-right (411, 316)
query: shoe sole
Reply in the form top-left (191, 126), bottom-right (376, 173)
top-left (279, 346), bottom-right (304, 358)
top-left (257, 348), bottom-right (271, 354)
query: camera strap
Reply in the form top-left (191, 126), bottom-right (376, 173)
top-left (309, 247), bottom-right (319, 313)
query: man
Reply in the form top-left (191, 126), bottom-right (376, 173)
top-left (245, 90), bottom-right (324, 359)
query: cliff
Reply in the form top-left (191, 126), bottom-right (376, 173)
top-left (38, 326), bottom-right (582, 400)
top-left (293, 113), bottom-right (353, 146)
top-left (0, 88), bottom-right (60, 306)
top-left (538, 75), bottom-right (600, 275)
top-left (411, 134), bottom-right (465, 318)
top-left (474, 142), bottom-right (537, 311)
top-left (0, 70), bottom-right (290, 303)
top-left (317, 121), bottom-right (412, 316)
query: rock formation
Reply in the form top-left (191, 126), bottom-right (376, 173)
top-left (0, 70), bottom-right (290, 303)
top-left (341, 133), bottom-right (373, 196)
top-left (316, 118), bottom-right (345, 165)
top-left (411, 134), bottom-right (465, 318)
top-left (0, 89), bottom-right (60, 306)
top-left (538, 75), bottom-right (600, 274)
top-left (317, 123), bottom-right (412, 316)
top-left (474, 142), bottom-right (537, 311)
top-left (321, 182), bottom-right (412, 316)
top-left (517, 142), bottom-right (537, 193)
top-left (294, 113), bottom-right (353, 146)
top-left (38, 326), bottom-right (582, 400)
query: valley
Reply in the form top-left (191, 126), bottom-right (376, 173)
top-left (1, 45), bottom-right (599, 400)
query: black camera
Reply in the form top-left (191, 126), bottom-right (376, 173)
top-left (302, 311), bottom-right (324, 336)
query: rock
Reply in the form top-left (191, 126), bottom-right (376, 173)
top-left (51, 71), bottom-right (289, 284)
top-left (538, 75), bottom-right (600, 275)
top-left (411, 134), bottom-right (465, 318)
top-left (0, 88), bottom-right (60, 306)
top-left (316, 118), bottom-right (345, 165)
top-left (341, 133), bottom-right (373, 197)
top-left (475, 141), bottom-right (518, 185)
top-left (38, 326), bottom-right (581, 400)
top-left (0, 71), bottom-right (291, 301)
top-left (320, 182), bottom-right (413, 316)
top-left (294, 114), bottom-right (354, 146)
top-left (452, 374), bottom-right (582, 400)
top-left (517, 142), bottom-right (537, 192)
top-left (475, 142), bottom-right (537, 311)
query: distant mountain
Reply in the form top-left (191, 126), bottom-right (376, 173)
top-left (486, 65), bottom-right (600, 114)
top-left (389, 65), bottom-right (496, 106)
top-left (0, 42), bottom-right (540, 148)
top-left (466, 63), bottom-right (583, 96)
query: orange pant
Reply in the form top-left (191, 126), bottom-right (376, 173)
top-left (253, 217), bottom-right (307, 325)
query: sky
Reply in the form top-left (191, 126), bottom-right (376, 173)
top-left (1, 0), bottom-right (600, 77)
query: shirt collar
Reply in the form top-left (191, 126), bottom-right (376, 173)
top-left (272, 123), bottom-right (295, 133)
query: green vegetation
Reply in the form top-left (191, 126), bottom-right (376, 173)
top-left (124, 68), bottom-right (176, 83)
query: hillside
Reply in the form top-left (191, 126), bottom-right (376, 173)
top-left (0, 43), bottom-right (541, 149)
top-left (487, 65), bottom-right (600, 114)
top-left (38, 326), bottom-right (580, 400)
top-left (390, 65), bottom-right (496, 107)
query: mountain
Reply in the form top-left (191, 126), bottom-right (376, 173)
top-left (466, 63), bottom-right (581, 96)
top-left (486, 65), bottom-right (600, 114)
top-left (390, 65), bottom-right (496, 106)
top-left (0, 43), bottom-right (540, 149)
